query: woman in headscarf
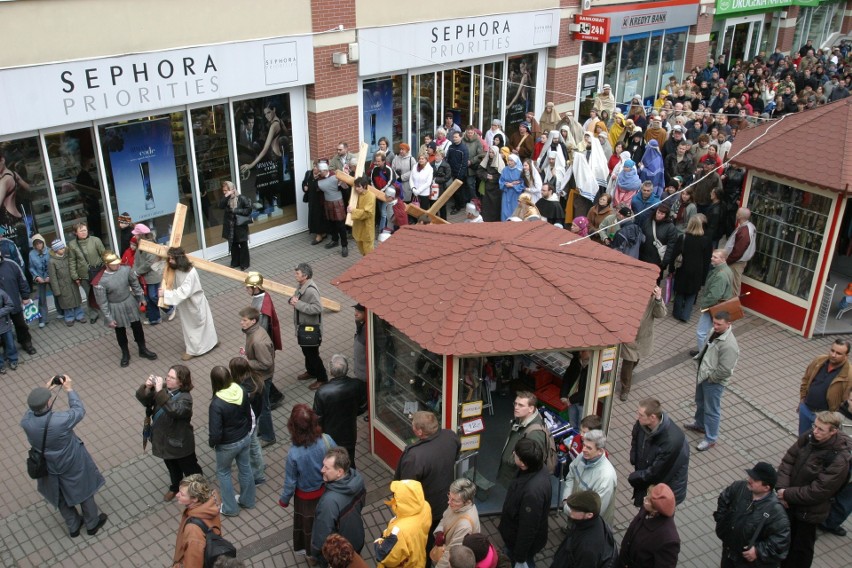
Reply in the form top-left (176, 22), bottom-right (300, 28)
top-left (587, 193), bottom-right (613, 241)
top-left (498, 154), bottom-right (524, 222)
top-left (570, 216), bottom-right (589, 237)
top-left (584, 133), bottom-right (609, 191)
top-left (607, 150), bottom-right (631, 196)
top-left (521, 159), bottom-right (543, 203)
top-left (477, 146), bottom-right (505, 222)
top-left (626, 128), bottom-right (646, 163)
top-left (612, 159), bottom-right (642, 210)
top-left (536, 131), bottom-right (568, 171)
top-left (509, 122), bottom-right (535, 161)
top-left (512, 193), bottom-right (542, 221)
top-left (639, 139), bottom-right (666, 198)
top-left (608, 113), bottom-right (627, 150)
top-left (539, 102), bottom-right (562, 135)
top-left (626, 99), bottom-right (648, 131)
top-left (568, 152), bottom-right (598, 220)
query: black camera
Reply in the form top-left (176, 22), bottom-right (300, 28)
top-left (51, 375), bottom-right (65, 386)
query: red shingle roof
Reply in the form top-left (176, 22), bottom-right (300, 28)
top-left (729, 98), bottom-right (852, 194)
top-left (332, 222), bottom-right (660, 356)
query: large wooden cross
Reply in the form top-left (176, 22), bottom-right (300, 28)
top-left (404, 179), bottom-right (464, 225)
top-left (137, 203), bottom-right (341, 311)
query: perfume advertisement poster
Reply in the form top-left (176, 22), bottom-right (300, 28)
top-left (363, 78), bottom-right (394, 160)
top-left (103, 118), bottom-right (179, 222)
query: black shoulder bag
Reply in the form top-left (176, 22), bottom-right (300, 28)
top-left (27, 404), bottom-right (55, 479)
top-left (296, 284), bottom-right (322, 347)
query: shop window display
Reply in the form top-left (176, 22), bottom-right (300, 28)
top-left (372, 314), bottom-right (443, 442)
top-left (744, 177), bottom-right (831, 300)
top-left (98, 113), bottom-right (200, 252)
top-left (234, 94), bottom-right (297, 227)
top-left (505, 53), bottom-right (538, 136)
top-left (192, 104), bottom-right (235, 249)
top-left (363, 75), bottom-right (406, 160)
top-left (618, 35), bottom-right (650, 103)
top-left (0, 137), bottom-right (55, 275)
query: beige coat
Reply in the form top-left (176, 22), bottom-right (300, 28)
top-left (622, 295), bottom-right (667, 362)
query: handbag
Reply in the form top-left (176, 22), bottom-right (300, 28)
top-left (651, 221), bottom-right (667, 261)
top-left (26, 404), bottom-right (55, 480)
top-left (428, 514), bottom-right (473, 564)
top-left (235, 214), bottom-right (253, 227)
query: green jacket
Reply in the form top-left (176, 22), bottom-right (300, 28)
top-left (497, 411), bottom-right (547, 486)
top-left (696, 325), bottom-right (739, 386)
top-left (68, 236), bottom-right (105, 281)
top-left (699, 263), bottom-right (733, 309)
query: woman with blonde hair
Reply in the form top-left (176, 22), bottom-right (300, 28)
top-left (670, 213), bottom-right (712, 322)
top-left (172, 474), bottom-right (224, 568)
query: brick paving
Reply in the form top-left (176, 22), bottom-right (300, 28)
top-left (0, 226), bottom-right (849, 567)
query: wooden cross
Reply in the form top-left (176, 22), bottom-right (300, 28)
top-left (337, 142), bottom-right (386, 228)
top-left (404, 178), bottom-right (464, 225)
top-left (137, 203), bottom-right (341, 311)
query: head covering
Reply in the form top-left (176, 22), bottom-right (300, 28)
top-left (624, 159), bottom-right (636, 168)
top-left (640, 140), bottom-right (666, 198)
top-left (465, 202), bottom-right (479, 216)
top-left (318, 162), bottom-right (329, 171)
top-left (565, 490), bottom-right (601, 516)
top-left (131, 223), bottom-right (150, 236)
top-left (487, 145), bottom-right (506, 173)
top-left (27, 387), bottom-right (52, 411)
top-left (602, 84), bottom-right (611, 91)
top-left (746, 462), bottom-right (778, 489)
top-left (31, 233), bottom-right (45, 246)
top-left (540, 102), bottom-right (561, 125)
top-left (103, 251), bottom-right (121, 265)
top-left (244, 271), bottom-right (264, 289)
top-left (117, 213), bottom-right (132, 224)
top-left (584, 136), bottom-right (610, 193)
top-left (659, 89), bottom-right (668, 96)
top-left (617, 159), bottom-right (642, 191)
top-left (519, 121), bottom-right (531, 131)
top-left (51, 239), bottom-right (66, 252)
top-left (384, 187), bottom-right (397, 198)
top-left (572, 216), bottom-right (589, 237)
top-left (354, 303), bottom-right (366, 313)
top-left (506, 153), bottom-right (522, 170)
top-left (649, 484), bottom-right (676, 517)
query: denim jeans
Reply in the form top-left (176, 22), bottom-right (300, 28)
top-left (568, 404), bottom-right (583, 430)
top-left (797, 402), bottom-right (818, 436)
top-left (696, 311), bottom-right (713, 352)
top-left (215, 433), bottom-right (256, 515)
top-left (248, 429), bottom-right (266, 483)
top-left (145, 282), bottom-right (162, 323)
top-left (1, 329), bottom-right (18, 365)
top-left (35, 282), bottom-right (49, 321)
top-left (694, 380), bottom-right (726, 442)
top-left (672, 292), bottom-right (697, 322)
top-left (823, 481), bottom-right (852, 530)
top-left (64, 306), bottom-right (86, 324)
top-left (256, 379), bottom-right (275, 443)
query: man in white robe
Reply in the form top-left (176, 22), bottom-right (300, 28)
top-left (159, 247), bottom-right (218, 360)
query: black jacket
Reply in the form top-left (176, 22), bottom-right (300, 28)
top-left (629, 413), bottom-right (690, 506)
top-left (135, 386), bottom-right (196, 460)
top-left (219, 194), bottom-right (252, 243)
top-left (499, 467), bottom-right (552, 563)
top-left (714, 480), bottom-right (790, 567)
top-left (640, 218), bottom-right (678, 268)
top-left (672, 233), bottom-right (713, 295)
top-left (313, 376), bottom-right (367, 451)
top-left (312, 469), bottom-right (367, 564)
top-left (551, 516), bottom-right (616, 568)
top-left (394, 429), bottom-right (460, 523)
top-left (207, 387), bottom-right (252, 447)
top-left (618, 509), bottom-right (680, 568)
top-left (432, 160), bottom-right (453, 190)
top-left (445, 141), bottom-right (469, 180)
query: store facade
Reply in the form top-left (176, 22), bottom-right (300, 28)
top-left (575, 0), bottom-right (699, 116)
top-left (791, 0), bottom-right (848, 50)
top-left (0, 36), bottom-right (315, 266)
top-left (356, 9), bottom-right (561, 157)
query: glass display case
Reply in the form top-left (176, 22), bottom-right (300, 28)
top-left (744, 176), bottom-right (831, 300)
top-left (372, 314), bottom-right (444, 442)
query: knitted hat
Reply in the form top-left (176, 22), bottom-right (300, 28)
top-left (51, 239), bottom-right (66, 252)
top-left (462, 534), bottom-right (491, 562)
top-left (27, 387), bottom-right (52, 411)
top-left (564, 490), bottom-right (601, 516)
top-left (649, 484), bottom-right (676, 517)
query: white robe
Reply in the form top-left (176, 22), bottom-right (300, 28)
top-left (163, 267), bottom-right (218, 356)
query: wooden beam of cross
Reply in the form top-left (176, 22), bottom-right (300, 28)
top-left (343, 143), bottom-right (370, 227)
top-left (402, 178), bottom-right (464, 224)
top-left (157, 203), bottom-right (187, 308)
top-left (138, 208), bottom-right (341, 312)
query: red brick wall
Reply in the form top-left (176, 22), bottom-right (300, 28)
top-left (546, 0), bottom-right (582, 111)
top-left (686, 12), bottom-right (714, 70)
top-left (778, 6), bottom-right (800, 54)
top-left (841, 0), bottom-right (852, 34)
top-left (308, 0), bottom-right (359, 163)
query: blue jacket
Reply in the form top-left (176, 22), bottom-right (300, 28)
top-left (279, 433), bottom-right (337, 505)
top-left (0, 257), bottom-right (30, 313)
top-left (631, 193), bottom-right (661, 226)
top-left (29, 247), bottom-right (50, 280)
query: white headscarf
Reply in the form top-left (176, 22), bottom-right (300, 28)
top-left (522, 160), bottom-right (543, 203)
top-left (585, 135), bottom-right (609, 188)
top-left (607, 151), bottom-right (631, 196)
top-left (485, 145), bottom-right (505, 173)
top-left (572, 153), bottom-right (599, 201)
top-left (541, 150), bottom-right (568, 196)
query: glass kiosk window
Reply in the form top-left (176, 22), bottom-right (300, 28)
top-left (372, 315), bottom-right (444, 439)
top-left (744, 177), bottom-right (831, 300)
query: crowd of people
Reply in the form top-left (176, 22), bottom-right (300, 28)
top-left (9, 40), bottom-right (852, 568)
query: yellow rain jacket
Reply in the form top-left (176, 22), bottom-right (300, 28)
top-left (376, 480), bottom-right (432, 568)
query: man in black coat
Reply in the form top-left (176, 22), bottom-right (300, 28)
top-left (0, 254), bottom-right (36, 354)
top-left (394, 410), bottom-right (460, 557)
top-left (714, 462), bottom-right (790, 568)
top-left (499, 437), bottom-right (551, 568)
top-left (629, 398), bottom-right (690, 506)
top-left (551, 490), bottom-right (617, 568)
top-left (639, 204), bottom-right (678, 282)
top-left (313, 354), bottom-right (367, 468)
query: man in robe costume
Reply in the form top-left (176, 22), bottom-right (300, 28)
top-left (160, 247), bottom-right (218, 361)
top-left (245, 271), bottom-right (285, 408)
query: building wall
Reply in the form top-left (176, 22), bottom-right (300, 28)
top-left (354, 0), bottom-right (560, 28)
top-left (0, 0), bottom-right (312, 69)
top-left (686, 0), bottom-right (715, 70)
top-left (778, 7), bottom-right (800, 55)
top-left (547, 0), bottom-right (582, 116)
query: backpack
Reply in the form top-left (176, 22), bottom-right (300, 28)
top-left (524, 422), bottom-right (558, 475)
top-left (187, 518), bottom-right (237, 567)
top-left (599, 519), bottom-right (619, 568)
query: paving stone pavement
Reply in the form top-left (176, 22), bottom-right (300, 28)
top-left (0, 225), bottom-right (849, 567)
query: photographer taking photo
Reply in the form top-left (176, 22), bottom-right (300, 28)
top-left (136, 365), bottom-right (203, 502)
top-left (20, 375), bottom-right (108, 538)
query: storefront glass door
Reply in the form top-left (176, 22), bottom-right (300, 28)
top-left (443, 68), bottom-right (472, 130)
top-left (192, 104), bottom-right (234, 251)
top-left (576, 69), bottom-right (602, 123)
top-left (411, 72), bottom-right (436, 150)
top-left (45, 128), bottom-right (110, 246)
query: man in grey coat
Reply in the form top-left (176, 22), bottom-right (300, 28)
top-left (20, 376), bottom-right (108, 537)
top-left (290, 262), bottom-right (328, 390)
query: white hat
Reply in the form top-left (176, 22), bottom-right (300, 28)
top-left (465, 203), bottom-right (478, 216)
top-left (318, 162), bottom-right (329, 171)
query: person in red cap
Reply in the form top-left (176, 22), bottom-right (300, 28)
top-left (618, 483), bottom-right (681, 568)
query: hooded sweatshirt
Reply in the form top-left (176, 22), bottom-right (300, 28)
top-left (172, 495), bottom-right (222, 568)
top-left (376, 480), bottom-right (432, 568)
top-left (208, 383), bottom-right (251, 447)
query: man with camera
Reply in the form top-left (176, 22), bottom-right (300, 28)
top-left (20, 375), bottom-right (108, 538)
